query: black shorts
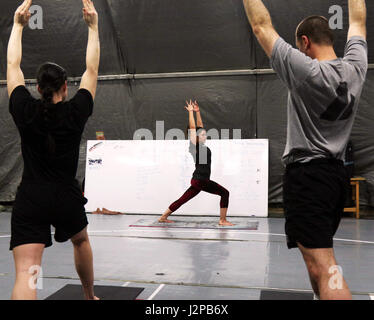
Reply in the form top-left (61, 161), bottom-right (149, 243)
top-left (10, 180), bottom-right (89, 250)
top-left (283, 158), bottom-right (349, 249)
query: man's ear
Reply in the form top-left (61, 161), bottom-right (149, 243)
top-left (37, 85), bottom-right (42, 95)
top-left (302, 35), bottom-right (311, 50)
top-left (63, 81), bottom-right (68, 92)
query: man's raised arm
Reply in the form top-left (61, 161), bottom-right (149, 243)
top-left (348, 0), bottom-right (367, 40)
top-left (80, 0), bottom-right (100, 100)
top-left (7, 0), bottom-right (32, 97)
top-left (243, 0), bottom-right (279, 58)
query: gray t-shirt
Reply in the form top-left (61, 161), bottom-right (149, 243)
top-left (270, 36), bottom-right (368, 166)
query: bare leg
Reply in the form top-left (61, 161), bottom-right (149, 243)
top-left (219, 208), bottom-right (234, 226)
top-left (297, 243), bottom-right (351, 300)
top-left (11, 243), bottom-right (45, 300)
top-left (308, 273), bottom-right (320, 299)
top-left (71, 227), bottom-right (99, 300)
top-left (159, 208), bottom-right (175, 223)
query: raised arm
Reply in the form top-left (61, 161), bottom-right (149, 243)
top-left (80, 0), bottom-right (100, 100)
top-left (243, 0), bottom-right (280, 58)
top-left (193, 101), bottom-right (204, 128)
top-left (186, 100), bottom-right (197, 145)
top-left (348, 0), bottom-right (367, 40)
top-left (7, 0), bottom-right (32, 97)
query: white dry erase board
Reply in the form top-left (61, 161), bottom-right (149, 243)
top-left (84, 139), bottom-right (269, 217)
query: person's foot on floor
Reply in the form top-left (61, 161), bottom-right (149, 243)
top-left (219, 220), bottom-right (234, 226)
top-left (158, 217), bottom-right (175, 223)
top-left (102, 208), bottom-right (122, 215)
top-left (92, 208), bottom-right (102, 214)
top-left (85, 295), bottom-right (100, 300)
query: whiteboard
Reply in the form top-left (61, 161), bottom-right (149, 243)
top-left (84, 139), bottom-right (269, 217)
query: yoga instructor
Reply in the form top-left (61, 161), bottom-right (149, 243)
top-left (159, 100), bottom-right (234, 226)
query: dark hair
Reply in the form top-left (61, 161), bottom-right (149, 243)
top-left (36, 62), bottom-right (67, 154)
top-left (296, 16), bottom-right (334, 46)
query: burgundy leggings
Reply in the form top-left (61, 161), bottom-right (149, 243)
top-left (169, 179), bottom-right (229, 212)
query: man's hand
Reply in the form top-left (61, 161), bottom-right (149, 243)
top-left (83, 0), bottom-right (98, 29)
top-left (14, 0), bottom-right (32, 27)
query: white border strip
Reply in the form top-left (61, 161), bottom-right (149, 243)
top-left (86, 230), bottom-right (374, 245)
top-left (370, 294), bottom-right (374, 300)
top-left (2, 230), bottom-right (374, 245)
top-left (147, 284), bottom-right (165, 300)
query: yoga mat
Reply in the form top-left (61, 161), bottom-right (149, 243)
top-left (129, 217), bottom-right (259, 230)
top-left (260, 290), bottom-right (314, 300)
top-left (45, 284), bottom-right (144, 300)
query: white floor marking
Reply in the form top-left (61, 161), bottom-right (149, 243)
top-left (333, 238), bottom-right (374, 245)
top-left (147, 284), bottom-right (165, 300)
top-left (370, 294), bottom-right (374, 300)
top-left (86, 230), bottom-right (374, 245)
top-left (1, 230), bottom-right (374, 245)
top-left (122, 282), bottom-right (130, 287)
top-left (89, 230), bottom-right (282, 236)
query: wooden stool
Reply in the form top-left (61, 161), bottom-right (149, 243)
top-left (344, 177), bottom-right (366, 219)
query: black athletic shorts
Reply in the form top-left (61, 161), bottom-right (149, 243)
top-left (283, 158), bottom-right (349, 249)
top-left (10, 180), bottom-right (89, 250)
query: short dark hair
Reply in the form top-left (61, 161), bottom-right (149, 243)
top-left (296, 16), bottom-right (334, 46)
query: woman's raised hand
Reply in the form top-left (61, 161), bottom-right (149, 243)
top-left (185, 100), bottom-right (195, 112)
top-left (82, 0), bottom-right (98, 28)
top-left (14, 0), bottom-right (32, 27)
top-left (192, 101), bottom-right (200, 112)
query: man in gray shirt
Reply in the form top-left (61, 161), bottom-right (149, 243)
top-left (243, 0), bottom-right (367, 300)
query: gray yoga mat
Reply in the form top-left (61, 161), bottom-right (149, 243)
top-left (45, 284), bottom-right (144, 300)
top-left (129, 217), bottom-right (259, 230)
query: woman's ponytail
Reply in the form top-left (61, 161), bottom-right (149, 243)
top-left (36, 62), bottom-right (67, 155)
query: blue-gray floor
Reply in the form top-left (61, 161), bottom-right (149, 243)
top-left (0, 212), bottom-right (373, 300)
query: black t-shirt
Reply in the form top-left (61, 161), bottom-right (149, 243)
top-left (9, 85), bottom-right (93, 184)
top-left (189, 142), bottom-right (212, 180)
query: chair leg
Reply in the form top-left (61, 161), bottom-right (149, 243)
top-left (356, 183), bottom-right (360, 219)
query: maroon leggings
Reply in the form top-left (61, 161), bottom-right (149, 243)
top-left (169, 179), bottom-right (229, 212)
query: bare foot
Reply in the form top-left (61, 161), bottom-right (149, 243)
top-left (158, 218), bottom-right (175, 223)
top-left (86, 295), bottom-right (100, 300)
top-left (219, 220), bottom-right (235, 226)
top-left (102, 208), bottom-right (122, 215)
top-left (92, 208), bottom-right (102, 214)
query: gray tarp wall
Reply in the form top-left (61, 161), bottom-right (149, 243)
top-left (0, 0), bottom-right (373, 205)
